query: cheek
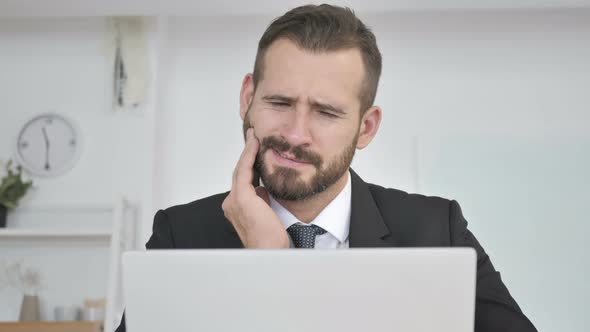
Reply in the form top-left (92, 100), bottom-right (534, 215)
top-left (313, 131), bottom-right (341, 154)
top-left (314, 121), bottom-right (355, 143)
top-left (314, 127), bottom-right (357, 158)
top-left (249, 108), bottom-right (284, 136)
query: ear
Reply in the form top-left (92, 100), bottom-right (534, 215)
top-left (239, 73), bottom-right (255, 121)
top-left (356, 106), bottom-right (382, 150)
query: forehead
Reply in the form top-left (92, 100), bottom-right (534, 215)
top-left (257, 38), bottom-right (365, 110)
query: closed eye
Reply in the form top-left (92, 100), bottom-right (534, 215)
top-left (319, 110), bottom-right (339, 118)
top-left (270, 102), bottom-right (290, 107)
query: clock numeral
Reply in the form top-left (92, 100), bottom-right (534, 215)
top-left (19, 141), bottom-right (29, 149)
top-left (70, 139), bottom-right (76, 147)
top-left (45, 117), bottom-right (53, 125)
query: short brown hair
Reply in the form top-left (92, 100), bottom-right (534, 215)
top-left (252, 4), bottom-right (382, 114)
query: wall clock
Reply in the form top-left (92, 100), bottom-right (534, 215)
top-left (15, 113), bottom-right (82, 177)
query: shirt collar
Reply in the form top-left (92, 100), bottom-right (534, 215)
top-left (268, 171), bottom-right (351, 244)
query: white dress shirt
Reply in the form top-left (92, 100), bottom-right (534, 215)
top-left (268, 171), bottom-right (351, 248)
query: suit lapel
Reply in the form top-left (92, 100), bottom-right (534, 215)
top-left (348, 169), bottom-right (398, 248)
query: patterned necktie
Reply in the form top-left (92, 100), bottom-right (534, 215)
top-left (286, 224), bottom-right (327, 248)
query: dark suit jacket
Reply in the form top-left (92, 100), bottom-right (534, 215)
top-left (116, 169), bottom-right (537, 332)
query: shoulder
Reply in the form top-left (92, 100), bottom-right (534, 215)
top-left (146, 191), bottom-right (242, 249)
top-left (158, 191), bottom-right (230, 233)
top-left (367, 182), bottom-right (451, 216)
top-left (163, 192), bottom-right (229, 219)
top-left (366, 182), bottom-right (455, 246)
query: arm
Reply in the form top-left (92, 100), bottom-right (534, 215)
top-left (449, 200), bottom-right (537, 332)
top-left (115, 209), bottom-right (175, 332)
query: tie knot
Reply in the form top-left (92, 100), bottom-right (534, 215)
top-left (286, 224), bottom-right (327, 248)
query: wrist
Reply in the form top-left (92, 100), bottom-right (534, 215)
top-left (245, 232), bottom-right (290, 249)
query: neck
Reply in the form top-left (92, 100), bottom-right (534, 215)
top-left (275, 171), bottom-right (349, 223)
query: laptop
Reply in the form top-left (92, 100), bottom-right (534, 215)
top-left (122, 248), bottom-right (476, 332)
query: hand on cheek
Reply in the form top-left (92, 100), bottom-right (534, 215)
top-left (221, 128), bottom-right (289, 249)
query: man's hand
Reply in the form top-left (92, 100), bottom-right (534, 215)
top-left (221, 128), bottom-right (290, 248)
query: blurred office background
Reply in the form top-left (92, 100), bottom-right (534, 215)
top-left (0, 1), bottom-right (588, 331)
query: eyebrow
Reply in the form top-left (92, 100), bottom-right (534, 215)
top-left (262, 94), bottom-right (346, 115)
top-left (262, 95), bottom-right (295, 104)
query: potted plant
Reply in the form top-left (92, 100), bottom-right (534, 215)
top-left (0, 160), bottom-right (33, 228)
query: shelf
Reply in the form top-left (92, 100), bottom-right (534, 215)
top-left (0, 228), bottom-right (112, 239)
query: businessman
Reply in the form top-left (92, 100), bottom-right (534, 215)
top-left (116, 4), bottom-right (537, 331)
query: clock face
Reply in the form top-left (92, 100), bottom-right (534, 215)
top-left (15, 113), bottom-right (81, 177)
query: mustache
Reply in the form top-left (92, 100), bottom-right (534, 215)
top-left (260, 136), bottom-right (322, 168)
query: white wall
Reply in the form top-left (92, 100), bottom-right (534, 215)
top-left (154, 10), bottom-right (590, 332)
top-left (0, 18), bottom-right (149, 207)
top-left (0, 17), bottom-right (155, 321)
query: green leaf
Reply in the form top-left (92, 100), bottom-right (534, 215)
top-left (0, 160), bottom-right (33, 210)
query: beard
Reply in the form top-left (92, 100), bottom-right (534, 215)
top-left (243, 111), bottom-right (358, 201)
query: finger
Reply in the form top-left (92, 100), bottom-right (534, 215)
top-left (234, 128), bottom-right (260, 188)
top-left (231, 128), bottom-right (254, 186)
top-left (255, 186), bottom-right (270, 205)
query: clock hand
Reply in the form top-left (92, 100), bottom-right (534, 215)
top-left (42, 127), bottom-right (50, 170)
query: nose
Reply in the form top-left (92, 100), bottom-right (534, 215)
top-left (281, 108), bottom-right (312, 147)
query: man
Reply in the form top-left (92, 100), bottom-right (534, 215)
top-left (116, 4), bottom-right (537, 332)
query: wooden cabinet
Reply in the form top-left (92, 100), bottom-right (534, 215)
top-left (0, 321), bottom-right (101, 332)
